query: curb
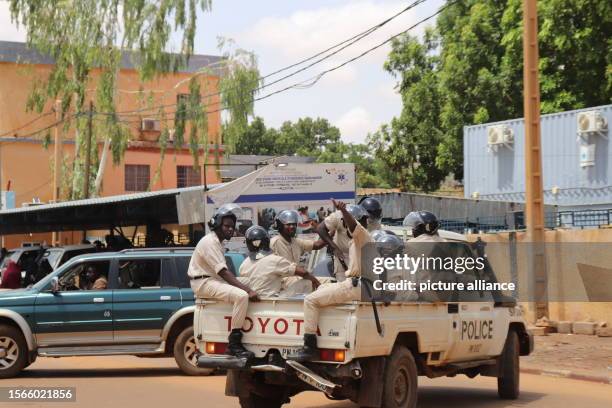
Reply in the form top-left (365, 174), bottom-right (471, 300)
top-left (521, 367), bottom-right (612, 385)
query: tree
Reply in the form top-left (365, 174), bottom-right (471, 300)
top-left (234, 116), bottom-right (275, 155)
top-left (10, 1), bottom-right (259, 199)
top-left (372, 30), bottom-right (447, 192)
top-left (383, 0), bottom-right (611, 184)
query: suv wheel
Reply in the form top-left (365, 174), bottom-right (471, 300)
top-left (498, 330), bottom-right (520, 399)
top-left (173, 326), bottom-right (213, 376)
top-left (0, 324), bottom-right (28, 379)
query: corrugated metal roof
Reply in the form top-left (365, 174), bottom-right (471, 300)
top-left (0, 183), bottom-right (221, 215)
top-left (0, 41), bottom-right (224, 75)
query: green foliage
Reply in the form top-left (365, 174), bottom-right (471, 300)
top-left (381, 0), bottom-right (611, 186)
top-left (235, 116), bottom-right (390, 188)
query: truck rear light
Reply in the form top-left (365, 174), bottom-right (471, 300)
top-left (319, 349), bottom-right (345, 362)
top-left (205, 342), bottom-right (227, 355)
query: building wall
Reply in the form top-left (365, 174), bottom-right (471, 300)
top-left (0, 60), bottom-right (223, 247)
top-left (464, 104), bottom-right (612, 207)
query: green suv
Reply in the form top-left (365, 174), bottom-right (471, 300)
top-left (0, 248), bottom-right (246, 378)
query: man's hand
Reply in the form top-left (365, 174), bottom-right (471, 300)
top-left (332, 198), bottom-right (346, 212)
top-left (309, 275), bottom-right (321, 291)
top-left (248, 290), bottom-right (260, 302)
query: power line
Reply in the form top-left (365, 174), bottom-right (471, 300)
top-left (102, 0), bottom-right (431, 117)
top-left (0, 111), bottom-right (55, 138)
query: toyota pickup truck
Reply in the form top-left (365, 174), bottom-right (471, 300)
top-left (195, 238), bottom-right (533, 408)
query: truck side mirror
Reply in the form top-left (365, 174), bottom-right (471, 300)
top-left (50, 277), bottom-right (59, 294)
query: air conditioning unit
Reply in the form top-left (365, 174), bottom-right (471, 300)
top-left (141, 118), bottom-right (161, 132)
top-left (577, 111), bottom-right (608, 134)
top-left (487, 125), bottom-right (514, 150)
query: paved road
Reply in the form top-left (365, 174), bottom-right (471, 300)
top-left (1, 356), bottom-right (610, 407)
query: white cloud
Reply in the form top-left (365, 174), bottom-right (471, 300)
top-left (240, 1), bottom-right (418, 64)
top-left (335, 107), bottom-right (376, 144)
top-left (0, 2), bottom-right (26, 42)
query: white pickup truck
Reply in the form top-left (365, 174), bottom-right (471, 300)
top-left (194, 236), bottom-right (533, 408)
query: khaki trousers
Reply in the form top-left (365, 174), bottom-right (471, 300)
top-left (192, 278), bottom-right (248, 330)
top-left (303, 278), bottom-right (360, 334)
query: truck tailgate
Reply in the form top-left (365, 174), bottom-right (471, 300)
top-left (195, 299), bottom-right (356, 359)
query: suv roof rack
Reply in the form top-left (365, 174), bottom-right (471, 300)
top-left (118, 247), bottom-right (195, 253)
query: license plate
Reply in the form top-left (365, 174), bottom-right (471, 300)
top-left (280, 347), bottom-right (301, 358)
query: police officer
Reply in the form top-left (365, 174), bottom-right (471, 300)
top-left (289, 200), bottom-right (372, 362)
top-left (271, 210), bottom-right (327, 264)
top-left (271, 210), bottom-right (327, 292)
top-left (374, 232), bottom-right (418, 302)
top-left (240, 226), bottom-right (320, 297)
top-left (188, 204), bottom-right (258, 359)
top-left (403, 211), bottom-right (450, 302)
top-left (319, 198), bottom-right (382, 280)
top-left (359, 196), bottom-right (384, 232)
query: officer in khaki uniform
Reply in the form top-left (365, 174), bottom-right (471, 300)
top-left (239, 226), bottom-right (320, 297)
top-left (271, 209), bottom-right (327, 294)
top-left (290, 200), bottom-right (372, 362)
top-left (403, 211), bottom-right (450, 302)
top-left (318, 197), bottom-right (382, 280)
top-left (188, 204), bottom-right (259, 359)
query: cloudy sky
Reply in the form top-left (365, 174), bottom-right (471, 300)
top-left (0, 0), bottom-right (444, 144)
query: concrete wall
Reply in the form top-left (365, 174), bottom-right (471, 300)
top-left (468, 229), bottom-right (612, 324)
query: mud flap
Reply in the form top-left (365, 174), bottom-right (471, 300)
top-left (285, 360), bottom-right (340, 397)
top-left (197, 354), bottom-right (248, 370)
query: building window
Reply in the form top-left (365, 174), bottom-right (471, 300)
top-left (125, 164), bottom-right (150, 192)
top-left (177, 165), bottom-right (201, 188)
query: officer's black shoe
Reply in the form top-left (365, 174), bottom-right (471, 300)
top-left (287, 333), bottom-right (319, 362)
top-left (226, 329), bottom-right (254, 360)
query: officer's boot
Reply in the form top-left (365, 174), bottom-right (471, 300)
top-left (287, 334), bottom-right (319, 362)
top-left (226, 329), bottom-right (254, 360)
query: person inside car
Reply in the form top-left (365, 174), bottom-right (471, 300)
top-left (85, 265), bottom-right (108, 290)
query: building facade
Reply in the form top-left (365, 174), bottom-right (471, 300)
top-left (0, 41), bottom-right (224, 247)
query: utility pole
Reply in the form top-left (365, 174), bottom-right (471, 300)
top-left (52, 100), bottom-right (63, 246)
top-left (522, 0), bottom-right (548, 320)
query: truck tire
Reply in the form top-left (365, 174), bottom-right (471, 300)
top-left (382, 346), bottom-right (418, 408)
top-left (238, 394), bottom-right (283, 408)
top-left (173, 326), bottom-right (213, 376)
top-left (0, 324), bottom-right (28, 379)
top-left (497, 330), bottom-right (520, 399)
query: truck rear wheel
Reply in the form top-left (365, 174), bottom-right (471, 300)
top-left (0, 324), bottom-right (28, 379)
top-left (239, 393), bottom-right (283, 408)
top-left (382, 346), bottom-right (418, 408)
top-left (173, 326), bottom-right (213, 376)
top-left (497, 330), bottom-right (520, 399)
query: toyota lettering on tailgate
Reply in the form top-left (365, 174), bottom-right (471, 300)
top-left (224, 316), bottom-right (321, 336)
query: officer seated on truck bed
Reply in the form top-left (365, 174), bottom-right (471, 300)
top-left (239, 226), bottom-right (320, 298)
top-left (289, 199), bottom-right (372, 362)
top-left (188, 204), bottom-right (259, 360)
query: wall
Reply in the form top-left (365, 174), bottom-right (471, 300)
top-left (468, 229), bottom-right (612, 324)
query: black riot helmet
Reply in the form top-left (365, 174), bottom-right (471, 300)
top-left (375, 232), bottom-right (405, 257)
top-left (359, 197), bottom-right (383, 221)
top-left (275, 209), bottom-right (300, 237)
top-left (208, 203), bottom-right (242, 231)
top-left (403, 211), bottom-right (440, 238)
top-left (345, 204), bottom-right (369, 228)
top-left (245, 225), bottom-right (271, 253)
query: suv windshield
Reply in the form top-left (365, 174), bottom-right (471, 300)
top-left (42, 248), bottom-right (64, 270)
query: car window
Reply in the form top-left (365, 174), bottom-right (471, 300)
top-left (175, 256), bottom-right (191, 287)
top-left (43, 249), bottom-right (64, 269)
top-left (117, 259), bottom-right (162, 289)
top-left (57, 260), bottom-right (111, 291)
